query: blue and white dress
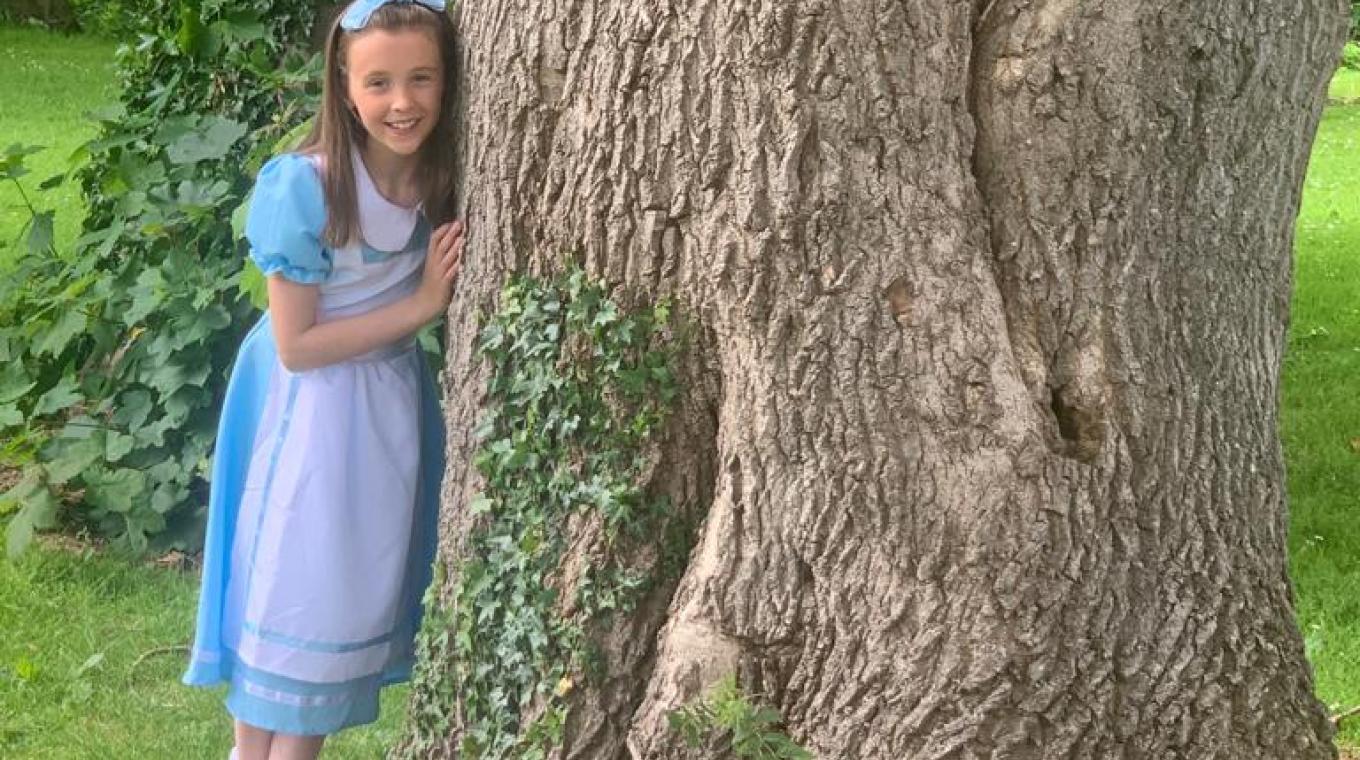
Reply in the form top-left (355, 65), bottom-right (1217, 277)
top-left (183, 150), bottom-right (444, 736)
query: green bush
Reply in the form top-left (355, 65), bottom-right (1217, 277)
top-left (1, 0), bottom-right (165, 38)
top-left (1345, 41), bottom-right (1360, 71)
top-left (66, 0), bottom-right (153, 38)
top-left (0, 1), bottom-right (77, 30)
top-left (1, 1), bottom-right (322, 556)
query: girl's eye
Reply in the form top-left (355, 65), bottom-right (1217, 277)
top-left (366, 79), bottom-right (388, 89)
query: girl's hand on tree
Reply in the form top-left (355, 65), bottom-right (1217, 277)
top-left (417, 220), bottom-right (465, 321)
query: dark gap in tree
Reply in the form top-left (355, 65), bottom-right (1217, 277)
top-left (1049, 385), bottom-right (1102, 463)
top-left (1050, 385), bottom-right (1081, 448)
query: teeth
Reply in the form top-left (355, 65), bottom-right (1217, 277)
top-left (388, 118), bottom-right (418, 129)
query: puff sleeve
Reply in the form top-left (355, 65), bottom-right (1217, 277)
top-left (245, 153), bottom-right (331, 285)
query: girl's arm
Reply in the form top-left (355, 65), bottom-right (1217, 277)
top-left (269, 220), bottom-right (464, 372)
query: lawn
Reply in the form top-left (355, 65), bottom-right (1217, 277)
top-left (0, 543), bottom-right (408, 759)
top-left (1334, 66), bottom-right (1360, 104)
top-left (2, 23), bottom-right (1360, 759)
top-left (0, 27), bottom-right (117, 266)
top-left (1287, 96), bottom-right (1360, 741)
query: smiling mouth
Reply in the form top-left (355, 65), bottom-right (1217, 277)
top-left (385, 117), bottom-right (420, 133)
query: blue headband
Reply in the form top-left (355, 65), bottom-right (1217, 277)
top-left (340, 0), bottom-right (447, 31)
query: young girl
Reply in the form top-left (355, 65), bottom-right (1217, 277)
top-left (183, 2), bottom-right (463, 758)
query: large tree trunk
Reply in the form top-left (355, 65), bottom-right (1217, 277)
top-left (399, 0), bottom-right (1350, 757)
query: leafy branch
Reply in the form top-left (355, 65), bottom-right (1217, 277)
top-left (669, 675), bottom-right (814, 760)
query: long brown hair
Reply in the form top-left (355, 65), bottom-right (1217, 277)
top-left (298, 3), bottom-right (458, 247)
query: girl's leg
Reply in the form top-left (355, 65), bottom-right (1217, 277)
top-left (268, 733), bottom-right (327, 760)
top-left (234, 720), bottom-right (274, 760)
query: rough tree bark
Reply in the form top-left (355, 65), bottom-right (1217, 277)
top-left (401, 0), bottom-right (1350, 757)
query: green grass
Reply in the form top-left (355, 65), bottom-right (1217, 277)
top-left (1332, 67), bottom-right (1360, 104)
top-left (0, 27), bottom-right (117, 267)
top-left (1287, 100), bottom-right (1360, 743)
top-left (0, 546), bottom-right (410, 758)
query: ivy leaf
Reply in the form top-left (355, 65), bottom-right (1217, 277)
top-left (34, 310), bottom-right (87, 357)
top-left (32, 377), bottom-right (83, 417)
top-left (26, 210), bottom-right (54, 255)
top-left (165, 116), bottom-right (248, 165)
top-left (469, 495), bottom-right (494, 515)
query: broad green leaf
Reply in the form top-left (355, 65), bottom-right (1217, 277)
top-left (34, 310), bottom-right (87, 357)
top-left (163, 385), bottom-right (209, 422)
top-left (44, 436), bottom-right (105, 485)
top-left (85, 467), bottom-right (148, 515)
top-left (166, 116), bottom-right (248, 164)
top-left (176, 178), bottom-right (231, 212)
top-left (272, 115), bottom-right (315, 154)
top-left (0, 361), bottom-right (35, 403)
top-left (175, 1), bottom-right (207, 58)
top-left (0, 467), bottom-right (45, 515)
top-left (0, 404), bottom-right (22, 428)
top-left (123, 510), bottom-right (165, 552)
top-left (0, 143), bottom-right (44, 180)
top-left (75, 222), bottom-right (124, 260)
top-left (112, 389), bottom-right (154, 430)
top-left (6, 510), bottom-right (35, 558)
top-left (230, 190), bottom-right (252, 241)
top-left (147, 361), bottom-right (205, 397)
top-left (150, 484), bottom-right (182, 515)
top-left (238, 259), bottom-right (269, 310)
top-left (32, 377), bottom-right (82, 417)
top-left (105, 431), bottom-right (136, 461)
top-left (124, 267), bottom-right (166, 325)
top-left (5, 482), bottom-right (59, 559)
top-left (26, 210), bottom-right (54, 255)
top-left (133, 417), bottom-right (174, 449)
top-left (213, 15), bottom-right (266, 44)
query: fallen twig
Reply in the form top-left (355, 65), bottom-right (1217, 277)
top-left (1332, 704), bottom-right (1360, 727)
top-left (130, 644), bottom-right (189, 673)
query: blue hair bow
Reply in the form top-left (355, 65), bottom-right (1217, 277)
top-left (340, 0), bottom-right (447, 31)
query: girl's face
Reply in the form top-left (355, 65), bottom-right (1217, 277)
top-left (344, 27), bottom-right (443, 163)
